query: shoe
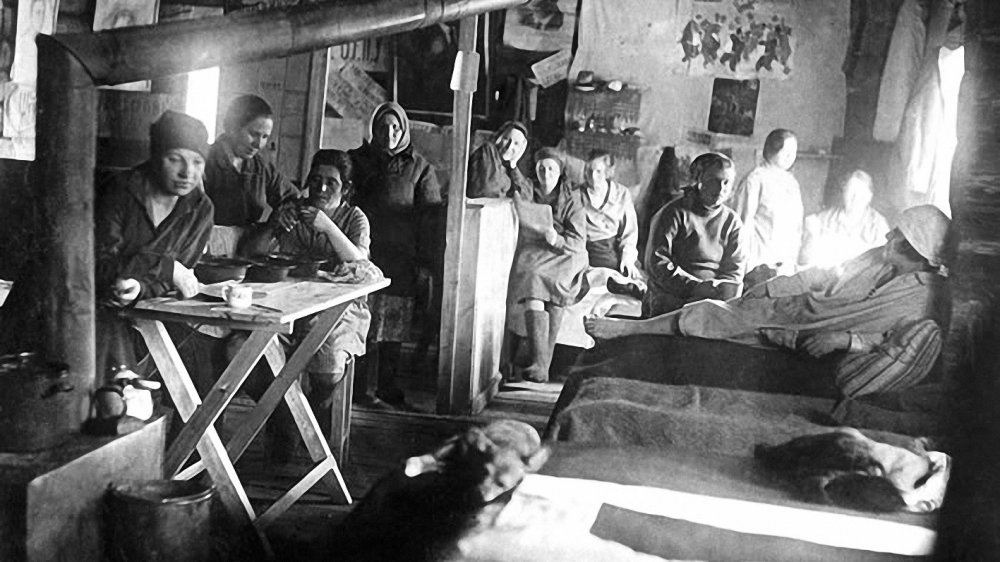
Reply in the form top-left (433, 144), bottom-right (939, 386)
top-left (607, 277), bottom-right (645, 300)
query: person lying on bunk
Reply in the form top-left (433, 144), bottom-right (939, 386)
top-left (642, 152), bottom-right (745, 317)
top-left (241, 149), bottom-right (373, 421)
top-left (583, 204), bottom-right (951, 400)
top-left (95, 110), bottom-right (214, 384)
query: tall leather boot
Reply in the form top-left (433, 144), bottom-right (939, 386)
top-left (518, 309), bottom-right (550, 383)
top-left (546, 305), bottom-right (565, 379)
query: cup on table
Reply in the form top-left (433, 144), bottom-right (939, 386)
top-left (222, 284), bottom-right (253, 309)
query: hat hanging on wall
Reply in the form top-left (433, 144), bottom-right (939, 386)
top-left (574, 70), bottom-right (597, 92)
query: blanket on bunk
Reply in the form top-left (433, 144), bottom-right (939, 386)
top-left (547, 378), bottom-right (931, 456)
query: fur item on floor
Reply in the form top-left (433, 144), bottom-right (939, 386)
top-left (328, 420), bottom-right (550, 561)
top-left (755, 427), bottom-right (950, 513)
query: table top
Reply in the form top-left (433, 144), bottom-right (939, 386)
top-left (123, 278), bottom-right (390, 332)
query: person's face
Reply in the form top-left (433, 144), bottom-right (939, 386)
top-left (696, 163), bottom-right (736, 208)
top-left (771, 136), bottom-right (798, 171)
top-left (374, 113), bottom-right (403, 151)
top-left (155, 148), bottom-right (205, 197)
top-left (306, 165), bottom-right (344, 208)
top-left (585, 156), bottom-right (612, 189)
top-left (535, 158), bottom-right (561, 193)
top-left (496, 128), bottom-right (527, 164)
top-left (231, 116), bottom-right (272, 159)
top-left (883, 228), bottom-right (924, 270)
top-left (842, 176), bottom-right (872, 214)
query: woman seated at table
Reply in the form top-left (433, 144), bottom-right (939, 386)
top-left (95, 110), bottom-right (214, 382)
top-left (582, 149), bottom-right (641, 280)
top-left (506, 148), bottom-right (589, 383)
top-left (203, 94), bottom-right (301, 256)
top-left (799, 170), bottom-right (890, 270)
top-left (643, 152), bottom-right (745, 317)
top-left (467, 120), bottom-right (533, 198)
top-left (582, 205), bottom-right (950, 400)
top-left (241, 149), bottom-right (373, 411)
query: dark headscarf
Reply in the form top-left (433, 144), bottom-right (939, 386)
top-left (222, 94), bottom-right (273, 134)
top-left (494, 120), bottom-right (528, 143)
top-left (368, 101), bottom-right (411, 156)
top-left (688, 152), bottom-right (734, 186)
top-left (532, 147), bottom-right (566, 202)
top-left (149, 110), bottom-right (209, 158)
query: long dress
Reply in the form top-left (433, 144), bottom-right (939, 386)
top-left (643, 190), bottom-right (745, 315)
top-left (271, 202), bottom-right (374, 371)
top-left (730, 164), bottom-right (803, 275)
top-left (507, 180), bottom-right (589, 307)
top-left (94, 164), bottom-right (214, 381)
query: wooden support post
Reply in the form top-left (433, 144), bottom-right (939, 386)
top-left (300, 48), bottom-right (329, 181)
top-left (437, 16), bottom-right (480, 415)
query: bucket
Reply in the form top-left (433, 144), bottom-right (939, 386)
top-left (106, 480), bottom-right (215, 562)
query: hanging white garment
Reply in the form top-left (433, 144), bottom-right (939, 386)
top-left (890, 46), bottom-right (965, 217)
top-left (873, 0), bottom-right (926, 142)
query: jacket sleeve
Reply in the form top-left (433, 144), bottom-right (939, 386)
top-left (717, 215), bottom-right (746, 283)
top-left (617, 187), bottom-right (640, 268)
top-left (265, 163), bottom-right (303, 209)
top-left (647, 206), bottom-right (702, 292)
top-left (763, 266), bottom-right (835, 297)
top-left (415, 159), bottom-right (443, 268)
top-left (467, 143), bottom-right (507, 198)
top-left (177, 200), bottom-right (215, 269)
top-left (732, 172), bottom-right (760, 230)
top-left (95, 188), bottom-right (130, 301)
top-left (835, 319), bottom-right (942, 398)
top-left (547, 189), bottom-right (587, 255)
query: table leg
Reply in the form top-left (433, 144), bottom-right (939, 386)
top-left (164, 329), bottom-right (276, 477)
top-left (133, 319), bottom-right (257, 526)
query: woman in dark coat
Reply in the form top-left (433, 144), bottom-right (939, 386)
top-left (466, 120), bottom-right (533, 198)
top-left (507, 148), bottom-right (589, 382)
top-left (203, 94), bottom-right (300, 253)
top-left (350, 101), bottom-right (442, 409)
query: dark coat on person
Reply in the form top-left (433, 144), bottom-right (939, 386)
top-left (204, 138), bottom-right (300, 227)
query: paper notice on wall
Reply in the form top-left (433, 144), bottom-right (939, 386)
top-left (3, 82), bottom-right (33, 138)
top-left (531, 49), bottom-right (571, 88)
top-left (11, 0), bottom-right (59, 86)
top-left (325, 61), bottom-right (387, 120)
top-left (329, 37), bottom-right (391, 73)
top-left (504, 0), bottom-right (575, 52)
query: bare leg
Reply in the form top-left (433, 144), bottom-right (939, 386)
top-left (584, 309), bottom-right (683, 340)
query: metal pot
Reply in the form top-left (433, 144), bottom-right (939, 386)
top-left (0, 352), bottom-right (80, 452)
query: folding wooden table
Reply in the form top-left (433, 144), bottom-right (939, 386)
top-left (124, 278), bottom-right (389, 531)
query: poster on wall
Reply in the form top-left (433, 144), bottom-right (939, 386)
top-left (329, 37), bottom-right (390, 73)
top-left (707, 77), bottom-right (758, 136)
top-left (503, 0), bottom-right (575, 52)
top-left (94, 0), bottom-right (159, 91)
top-left (674, 0), bottom-right (795, 79)
top-left (325, 61), bottom-right (387, 121)
top-left (11, 0), bottom-right (58, 86)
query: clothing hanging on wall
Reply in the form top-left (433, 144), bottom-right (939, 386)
top-left (873, 0), bottom-right (926, 143)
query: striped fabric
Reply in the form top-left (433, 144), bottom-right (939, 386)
top-left (835, 319), bottom-right (942, 398)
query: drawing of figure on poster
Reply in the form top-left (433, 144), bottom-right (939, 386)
top-left (3, 81), bottom-right (33, 138)
top-left (11, 0), bottom-right (58, 86)
top-left (94, 0), bottom-right (158, 90)
top-left (673, 0), bottom-right (795, 80)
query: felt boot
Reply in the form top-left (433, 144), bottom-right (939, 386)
top-left (518, 309), bottom-right (550, 383)
top-left (546, 305), bottom-right (565, 379)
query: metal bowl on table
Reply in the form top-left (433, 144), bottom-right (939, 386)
top-left (194, 257), bottom-right (251, 284)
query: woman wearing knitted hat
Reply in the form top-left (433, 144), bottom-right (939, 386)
top-left (643, 152), bottom-right (746, 317)
top-left (94, 110), bottom-right (215, 381)
top-left (582, 204), bottom-right (951, 400)
top-left (204, 94), bottom-right (301, 236)
top-left (504, 147), bottom-right (589, 383)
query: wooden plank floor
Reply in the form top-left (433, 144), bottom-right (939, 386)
top-left (212, 346), bottom-right (567, 560)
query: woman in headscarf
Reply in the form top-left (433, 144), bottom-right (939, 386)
top-left (643, 152), bottom-right (745, 316)
top-left (203, 94), bottom-right (301, 255)
top-left (467, 121), bottom-right (533, 198)
top-left (506, 148), bottom-right (589, 383)
top-left (350, 101), bottom-right (442, 409)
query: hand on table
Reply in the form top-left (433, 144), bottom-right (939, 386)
top-left (111, 278), bottom-right (141, 306)
top-left (172, 262), bottom-right (200, 299)
top-left (800, 332), bottom-right (851, 358)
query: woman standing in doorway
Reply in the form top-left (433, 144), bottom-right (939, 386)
top-left (730, 128), bottom-right (802, 288)
top-left (350, 101), bottom-right (442, 410)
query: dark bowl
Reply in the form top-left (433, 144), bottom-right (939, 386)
top-left (289, 258), bottom-right (329, 278)
top-left (244, 257), bottom-right (294, 283)
top-left (194, 257), bottom-right (250, 284)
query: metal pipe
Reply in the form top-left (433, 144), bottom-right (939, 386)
top-left (50, 0), bottom-right (524, 86)
top-left (36, 35), bottom-right (99, 421)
